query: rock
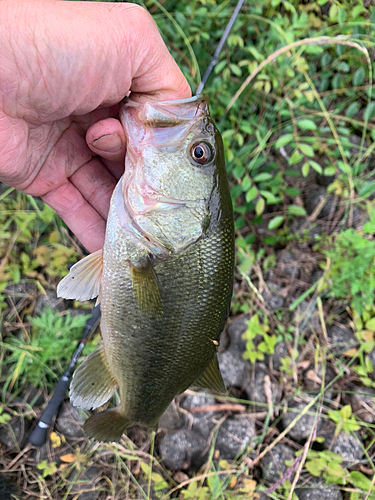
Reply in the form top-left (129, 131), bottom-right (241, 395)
top-left (218, 317), bottom-right (251, 389)
top-left (271, 341), bottom-right (289, 371)
top-left (323, 427), bottom-right (363, 463)
top-left (350, 387), bottom-right (375, 424)
top-left (277, 250), bottom-right (301, 280)
top-left (159, 430), bottom-right (208, 470)
top-left (218, 349), bottom-right (250, 389)
top-left (282, 399), bottom-right (323, 441)
top-left (309, 269), bottom-right (324, 285)
top-left (261, 282), bottom-right (285, 310)
top-left (68, 466), bottom-right (101, 500)
top-left (0, 416), bottom-right (29, 450)
top-left (159, 400), bottom-right (185, 430)
top-left (295, 300), bottom-right (320, 337)
top-left (327, 324), bottom-right (356, 355)
top-left (215, 415), bottom-right (256, 460)
top-left (55, 401), bottom-right (86, 439)
top-left (304, 187), bottom-right (337, 219)
top-left (245, 366), bottom-right (282, 410)
top-left (303, 364), bottom-right (336, 397)
top-left (181, 391), bottom-right (216, 439)
top-left (262, 443), bottom-right (296, 483)
top-left (34, 290), bottom-right (65, 314)
top-left (295, 477), bottom-right (342, 500)
top-left (226, 316), bottom-right (249, 352)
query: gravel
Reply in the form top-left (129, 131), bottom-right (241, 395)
top-left (262, 443), bottom-right (296, 483)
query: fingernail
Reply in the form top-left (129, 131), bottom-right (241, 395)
top-left (91, 133), bottom-right (122, 153)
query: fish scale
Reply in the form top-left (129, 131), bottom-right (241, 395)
top-left (57, 94), bottom-right (234, 441)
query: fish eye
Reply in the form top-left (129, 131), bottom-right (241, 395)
top-left (190, 142), bottom-right (214, 165)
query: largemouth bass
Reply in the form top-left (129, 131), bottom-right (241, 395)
top-left (57, 94), bottom-right (234, 442)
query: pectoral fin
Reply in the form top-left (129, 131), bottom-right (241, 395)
top-left (130, 257), bottom-right (163, 318)
top-left (57, 249), bottom-right (103, 301)
top-left (70, 343), bottom-right (117, 410)
top-left (193, 355), bottom-right (226, 394)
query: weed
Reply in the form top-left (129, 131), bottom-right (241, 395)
top-left (242, 314), bottom-right (279, 363)
top-left (319, 211), bottom-right (375, 315)
top-left (327, 405), bottom-right (361, 436)
top-left (2, 308), bottom-right (90, 395)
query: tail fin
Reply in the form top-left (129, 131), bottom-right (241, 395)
top-left (84, 408), bottom-right (129, 442)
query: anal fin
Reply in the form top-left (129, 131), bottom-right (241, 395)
top-left (70, 343), bottom-right (117, 410)
top-left (193, 355), bottom-right (226, 394)
top-left (84, 407), bottom-right (128, 442)
top-left (57, 248), bottom-right (103, 301)
top-left (130, 257), bottom-right (163, 318)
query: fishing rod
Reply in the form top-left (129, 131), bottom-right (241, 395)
top-left (28, 0), bottom-right (244, 448)
top-left (28, 304), bottom-right (101, 447)
top-left (196, 0), bottom-right (245, 94)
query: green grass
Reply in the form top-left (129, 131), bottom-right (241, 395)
top-left (1, 0), bottom-right (375, 498)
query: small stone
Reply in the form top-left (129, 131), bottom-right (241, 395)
top-left (304, 187), bottom-right (337, 219)
top-left (262, 443), bottom-right (296, 483)
top-left (226, 316), bottom-right (249, 352)
top-left (0, 417), bottom-right (29, 450)
top-left (295, 300), bottom-right (320, 337)
top-left (159, 400), bottom-right (185, 430)
top-left (173, 471), bottom-right (189, 484)
top-left (68, 466), bottom-right (101, 500)
top-left (34, 290), bottom-right (65, 314)
top-left (261, 282), bottom-right (285, 310)
top-left (282, 399), bottom-right (322, 441)
top-left (245, 367), bottom-right (282, 410)
top-left (181, 391), bottom-right (216, 439)
top-left (303, 364), bottom-right (335, 395)
top-left (159, 430), bottom-right (208, 470)
top-left (271, 341), bottom-right (289, 371)
top-left (277, 250), bottom-right (300, 279)
top-left (295, 477), bottom-right (342, 500)
top-left (215, 415), bottom-right (256, 460)
top-left (55, 402), bottom-right (86, 439)
top-left (327, 324), bottom-right (356, 355)
top-left (350, 387), bottom-right (375, 424)
top-left (323, 428), bottom-right (363, 463)
top-left (218, 349), bottom-right (250, 389)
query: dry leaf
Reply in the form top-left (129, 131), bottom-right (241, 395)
top-left (60, 453), bottom-right (76, 463)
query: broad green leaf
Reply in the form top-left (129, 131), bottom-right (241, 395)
top-left (268, 215), bottom-right (284, 230)
top-left (299, 143), bottom-right (314, 157)
top-left (245, 185), bottom-right (258, 203)
top-left (255, 197), bottom-right (265, 215)
top-left (353, 67), bottom-right (365, 86)
top-left (298, 119), bottom-right (317, 131)
top-left (364, 102), bottom-right (375, 122)
top-left (349, 471), bottom-right (372, 490)
top-left (253, 172), bottom-right (273, 182)
top-left (309, 161), bottom-right (323, 174)
top-left (324, 166), bottom-right (336, 176)
top-left (346, 102), bottom-right (360, 118)
top-left (287, 205), bottom-right (307, 216)
top-left (302, 162), bottom-right (309, 177)
top-left (365, 317), bottom-right (375, 331)
top-left (275, 134), bottom-right (294, 148)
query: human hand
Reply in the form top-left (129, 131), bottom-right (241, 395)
top-left (0, 0), bottom-right (191, 252)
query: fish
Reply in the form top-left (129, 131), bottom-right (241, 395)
top-left (57, 94), bottom-right (234, 442)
